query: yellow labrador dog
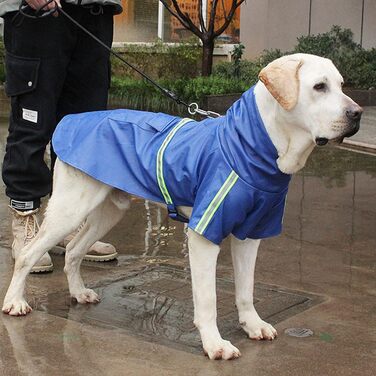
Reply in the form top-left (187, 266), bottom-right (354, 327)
top-left (2, 54), bottom-right (362, 360)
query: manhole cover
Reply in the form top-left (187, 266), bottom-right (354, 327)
top-left (285, 328), bottom-right (314, 337)
top-left (34, 265), bottom-right (323, 352)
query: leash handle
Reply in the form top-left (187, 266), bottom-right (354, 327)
top-left (19, 0), bottom-right (58, 18)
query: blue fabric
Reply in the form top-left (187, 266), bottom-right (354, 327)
top-left (52, 86), bottom-right (291, 245)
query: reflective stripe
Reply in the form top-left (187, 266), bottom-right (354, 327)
top-left (156, 118), bottom-right (193, 205)
top-left (195, 170), bottom-right (239, 235)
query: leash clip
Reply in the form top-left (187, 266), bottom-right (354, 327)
top-left (188, 103), bottom-right (221, 119)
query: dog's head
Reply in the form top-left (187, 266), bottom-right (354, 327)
top-left (259, 53), bottom-right (362, 145)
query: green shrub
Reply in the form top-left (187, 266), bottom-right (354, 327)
top-left (109, 75), bottom-right (248, 115)
top-left (213, 60), bottom-right (259, 86)
top-left (213, 26), bottom-right (376, 89)
top-left (294, 26), bottom-right (358, 56)
top-left (109, 77), bottom-right (182, 114)
top-left (294, 26), bottom-right (376, 89)
top-left (256, 48), bottom-right (284, 67)
top-left (111, 25), bottom-right (376, 115)
top-left (212, 48), bottom-right (284, 84)
top-left (111, 40), bottom-right (202, 80)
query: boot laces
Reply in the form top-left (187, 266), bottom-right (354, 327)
top-left (22, 213), bottom-right (40, 242)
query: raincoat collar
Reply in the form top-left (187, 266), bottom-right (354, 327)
top-left (217, 85), bottom-right (291, 193)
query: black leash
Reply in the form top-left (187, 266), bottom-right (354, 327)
top-left (16, 0), bottom-right (221, 118)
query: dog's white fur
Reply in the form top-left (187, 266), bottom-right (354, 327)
top-left (2, 54), bottom-right (362, 360)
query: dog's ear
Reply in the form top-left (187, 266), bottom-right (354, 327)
top-left (259, 57), bottom-right (303, 111)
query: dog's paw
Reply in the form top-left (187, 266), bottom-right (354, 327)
top-left (71, 289), bottom-right (100, 304)
top-left (241, 319), bottom-right (278, 340)
top-left (2, 299), bottom-right (32, 316)
top-left (203, 339), bottom-right (241, 360)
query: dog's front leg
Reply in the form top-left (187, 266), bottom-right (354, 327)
top-left (231, 236), bottom-right (277, 340)
top-left (188, 229), bottom-right (240, 360)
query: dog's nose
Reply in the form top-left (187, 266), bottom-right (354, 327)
top-left (346, 105), bottom-right (363, 121)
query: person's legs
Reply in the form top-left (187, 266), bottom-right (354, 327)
top-left (2, 11), bottom-right (74, 207)
top-left (54, 7), bottom-right (118, 261)
top-left (2, 10), bottom-right (76, 272)
top-left (2, 5), bottom-right (117, 271)
top-left (56, 7), bottom-right (113, 119)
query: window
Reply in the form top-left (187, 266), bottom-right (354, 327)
top-left (114, 0), bottom-right (240, 44)
top-left (114, 0), bottom-right (159, 43)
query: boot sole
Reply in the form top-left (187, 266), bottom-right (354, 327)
top-left (82, 252), bottom-right (118, 262)
top-left (30, 263), bottom-right (54, 274)
top-left (51, 246), bottom-right (118, 262)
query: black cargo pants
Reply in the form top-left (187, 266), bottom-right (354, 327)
top-left (2, 4), bottom-right (113, 210)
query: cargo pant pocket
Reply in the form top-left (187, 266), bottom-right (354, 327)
top-left (5, 52), bottom-right (41, 127)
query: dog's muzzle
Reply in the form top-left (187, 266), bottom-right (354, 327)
top-left (342, 104), bottom-right (362, 139)
top-left (316, 105), bottom-right (362, 146)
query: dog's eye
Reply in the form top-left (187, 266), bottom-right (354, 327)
top-left (313, 83), bottom-right (326, 91)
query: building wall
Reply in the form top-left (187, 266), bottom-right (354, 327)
top-left (363, 0), bottom-right (376, 49)
top-left (240, 0), bottom-right (376, 59)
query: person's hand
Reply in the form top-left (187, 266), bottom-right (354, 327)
top-left (25, 0), bottom-right (61, 16)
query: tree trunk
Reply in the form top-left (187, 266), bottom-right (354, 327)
top-left (201, 40), bottom-right (215, 76)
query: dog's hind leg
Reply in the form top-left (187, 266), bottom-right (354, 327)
top-left (231, 236), bottom-right (277, 340)
top-left (2, 161), bottom-right (112, 316)
top-left (64, 190), bottom-right (129, 304)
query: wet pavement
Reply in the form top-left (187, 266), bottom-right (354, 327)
top-left (0, 116), bottom-right (375, 375)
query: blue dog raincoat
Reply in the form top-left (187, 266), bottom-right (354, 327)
top-left (52, 86), bottom-right (291, 245)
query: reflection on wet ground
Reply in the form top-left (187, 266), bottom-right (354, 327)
top-left (32, 265), bottom-right (321, 352)
top-left (0, 119), bottom-right (375, 375)
top-left (104, 145), bottom-right (376, 293)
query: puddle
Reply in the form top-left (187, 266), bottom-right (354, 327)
top-left (33, 264), bottom-right (322, 352)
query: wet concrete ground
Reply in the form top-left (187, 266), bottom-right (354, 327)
top-left (0, 116), bottom-right (375, 375)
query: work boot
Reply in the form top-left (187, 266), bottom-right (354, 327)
top-left (10, 207), bottom-right (53, 273)
top-left (55, 223), bottom-right (118, 262)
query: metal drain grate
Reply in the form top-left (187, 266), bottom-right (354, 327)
top-left (285, 328), bottom-right (314, 338)
top-left (33, 265), bottom-right (323, 352)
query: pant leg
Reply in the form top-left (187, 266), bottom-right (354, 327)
top-left (2, 6), bottom-right (114, 209)
top-left (57, 8), bottom-right (113, 118)
top-left (1, 10), bottom-right (76, 210)
top-left (52, 7), bottom-right (114, 169)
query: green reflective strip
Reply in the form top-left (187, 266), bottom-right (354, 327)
top-left (195, 170), bottom-right (239, 235)
top-left (156, 118), bottom-right (193, 204)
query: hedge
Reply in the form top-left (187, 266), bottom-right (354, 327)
top-left (109, 76), bottom-right (249, 115)
top-left (214, 26), bottom-right (376, 90)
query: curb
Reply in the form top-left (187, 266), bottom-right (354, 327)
top-left (342, 139), bottom-right (376, 151)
